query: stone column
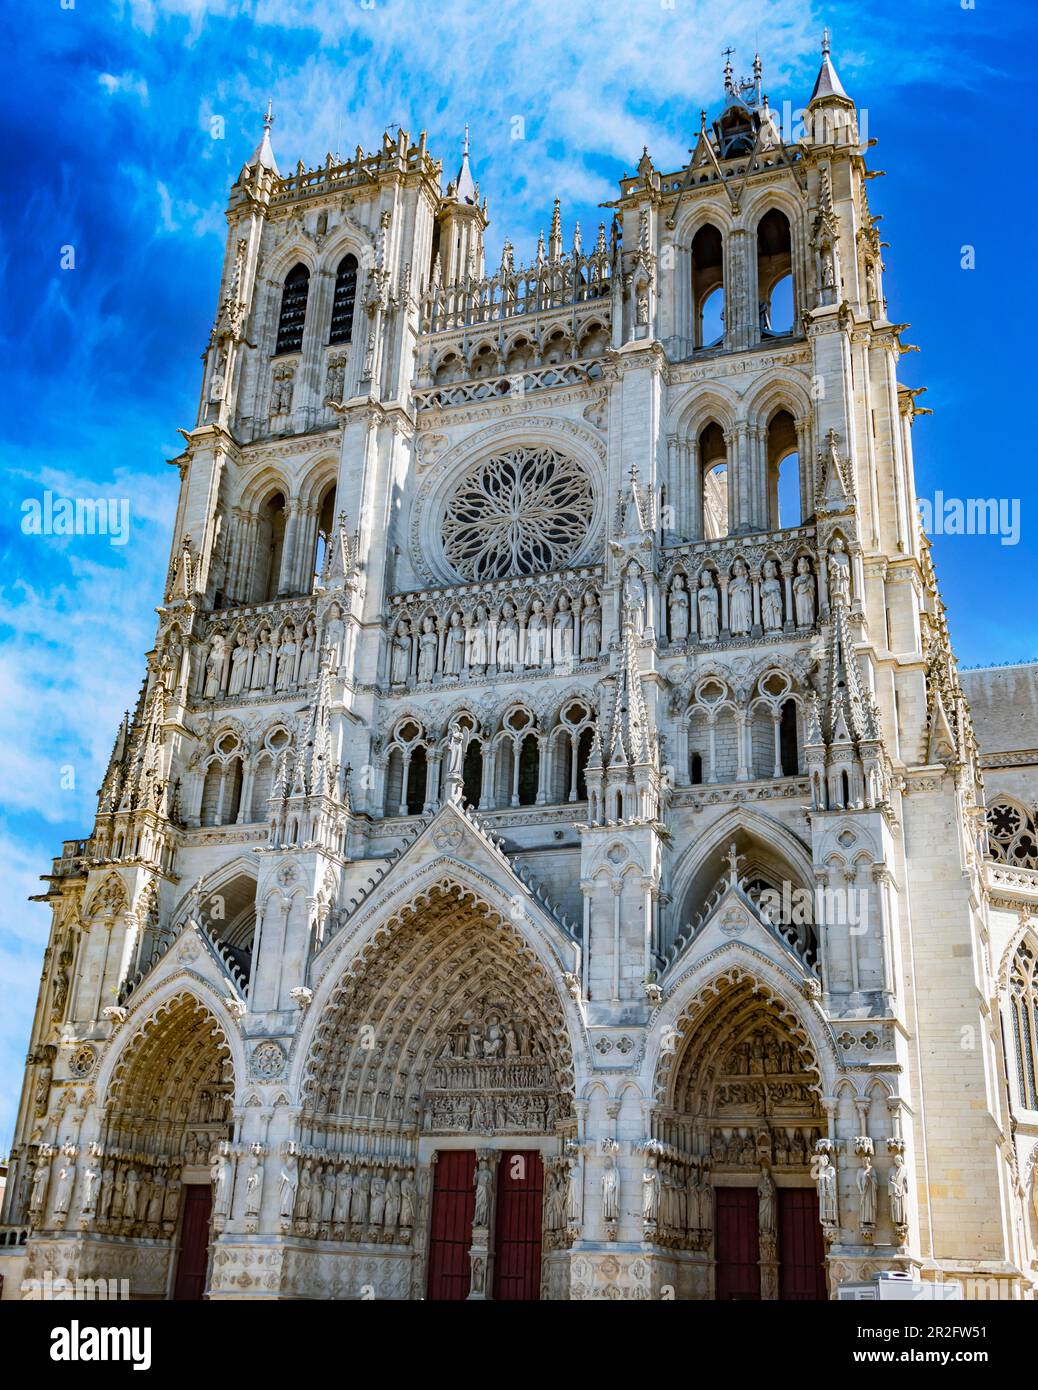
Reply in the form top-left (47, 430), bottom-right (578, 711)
top-left (468, 1149), bottom-right (500, 1300)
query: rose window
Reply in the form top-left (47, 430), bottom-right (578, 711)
top-left (441, 447), bottom-right (593, 581)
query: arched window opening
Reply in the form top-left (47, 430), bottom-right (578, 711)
top-left (780, 699), bottom-right (799, 776)
top-left (840, 770), bottom-right (851, 808)
top-left (200, 765), bottom-right (222, 827)
top-left (517, 734), bottom-right (540, 807)
top-left (276, 263), bottom-right (310, 355)
top-left (462, 739), bottom-right (484, 808)
top-left (329, 254), bottom-right (358, 344)
top-left (312, 483), bottom-right (337, 589)
top-left (576, 727), bottom-right (594, 802)
top-left (690, 751), bottom-right (703, 785)
top-left (251, 755), bottom-right (275, 821)
top-left (405, 746), bottom-right (427, 816)
top-left (257, 492), bottom-right (287, 603)
top-left (756, 210), bottom-right (793, 338)
top-left (224, 758), bottom-right (243, 824)
top-left (691, 224), bottom-right (724, 349)
top-left (700, 420), bottom-right (729, 540)
top-left (1010, 942), bottom-right (1038, 1110)
top-left (986, 800), bottom-right (1038, 868)
top-left (767, 410), bottom-right (801, 530)
top-left (386, 747), bottom-right (405, 815)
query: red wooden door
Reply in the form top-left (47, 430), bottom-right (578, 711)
top-left (493, 1151), bottom-right (543, 1302)
top-left (427, 1150), bottom-right (477, 1301)
top-left (172, 1185), bottom-right (212, 1300)
top-left (715, 1187), bottom-right (761, 1300)
top-left (778, 1187), bottom-right (828, 1300)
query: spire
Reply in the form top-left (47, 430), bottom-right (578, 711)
top-left (247, 99), bottom-right (280, 174)
top-left (809, 28), bottom-right (849, 102)
top-left (454, 124), bottom-right (478, 205)
top-left (548, 197), bottom-right (563, 262)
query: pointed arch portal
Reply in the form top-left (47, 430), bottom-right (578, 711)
top-left (657, 971), bottom-right (828, 1300)
top-left (301, 881), bottom-right (577, 1299)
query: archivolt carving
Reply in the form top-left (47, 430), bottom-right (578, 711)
top-left (302, 883), bottom-right (576, 1138)
top-left (654, 965), bottom-right (820, 1104)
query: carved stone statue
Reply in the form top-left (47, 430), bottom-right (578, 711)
top-left (417, 616), bottom-right (438, 682)
top-left (816, 1149), bottom-right (838, 1226)
top-left (275, 627), bottom-right (297, 689)
top-left (793, 556), bottom-right (816, 627)
top-left (828, 537), bottom-right (852, 606)
top-left (297, 620), bottom-right (317, 684)
top-left (698, 571), bottom-right (720, 640)
top-left (324, 603), bottom-right (345, 668)
top-left (228, 638), bottom-right (249, 695)
top-left (553, 593), bottom-right (575, 662)
top-left (81, 1159), bottom-right (101, 1216)
top-left (525, 600), bottom-right (548, 667)
top-left (384, 1169), bottom-right (402, 1229)
top-left (278, 1154), bottom-right (298, 1220)
top-left (211, 1147), bottom-right (232, 1219)
top-left (251, 629), bottom-right (272, 688)
top-left (468, 605), bottom-right (490, 672)
top-left (124, 1167), bottom-right (140, 1225)
top-left (473, 1157), bottom-right (492, 1227)
top-left (761, 560), bottom-right (784, 631)
top-left (580, 592), bottom-right (602, 658)
top-left (888, 1150), bottom-right (909, 1230)
top-left (496, 603), bottom-right (519, 672)
top-left (53, 1154), bottom-right (75, 1216)
top-left (601, 1147), bottom-right (619, 1223)
top-left (203, 635), bottom-right (225, 698)
top-left (757, 1163), bottom-right (777, 1240)
top-left (444, 610), bottom-right (465, 675)
top-left (30, 1154), bottom-right (51, 1217)
top-left (857, 1154), bottom-right (877, 1227)
top-left (390, 621), bottom-right (412, 685)
top-left (642, 1158), bottom-right (661, 1222)
top-left (623, 562), bottom-right (646, 633)
top-left (244, 1150), bottom-right (263, 1218)
top-left (668, 574), bottom-right (690, 642)
top-left (400, 1169), bottom-right (417, 1227)
top-left (729, 559), bottom-right (752, 636)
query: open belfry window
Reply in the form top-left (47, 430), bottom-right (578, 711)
top-left (329, 253), bottom-right (358, 343)
top-left (275, 262), bottom-right (310, 354)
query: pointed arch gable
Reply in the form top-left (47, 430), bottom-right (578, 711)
top-left (290, 852), bottom-right (589, 1093)
top-left (669, 805), bottom-right (814, 918)
top-left (647, 950), bottom-right (839, 1102)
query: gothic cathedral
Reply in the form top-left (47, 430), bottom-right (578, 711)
top-left (4, 40), bottom-right (1037, 1301)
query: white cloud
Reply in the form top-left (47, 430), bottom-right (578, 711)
top-left (98, 71), bottom-right (150, 104)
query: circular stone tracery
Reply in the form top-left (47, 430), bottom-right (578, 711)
top-left (441, 446), bottom-right (594, 581)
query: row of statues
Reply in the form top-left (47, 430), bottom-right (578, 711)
top-left (389, 590), bottom-right (603, 685)
top-left (28, 1145), bottom-right (186, 1236)
top-left (277, 1151), bottom-right (418, 1239)
top-left (659, 557), bottom-right (818, 644)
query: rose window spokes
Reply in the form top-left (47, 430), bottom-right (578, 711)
top-left (441, 447), bottom-right (594, 581)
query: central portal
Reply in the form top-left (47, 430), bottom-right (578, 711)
top-left (426, 1148), bottom-right (545, 1300)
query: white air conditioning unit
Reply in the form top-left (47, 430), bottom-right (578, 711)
top-left (836, 1273), bottom-right (963, 1301)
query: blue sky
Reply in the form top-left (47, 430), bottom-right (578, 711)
top-left (1, 0), bottom-right (1035, 1148)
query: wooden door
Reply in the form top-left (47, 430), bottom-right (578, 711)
top-left (426, 1150), bottom-right (477, 1301)
top-left (715, 1187), bottom-right (761, 1300)
top-left (778, 1187), bottom-right (828, 1300)
top-left (493, 1151), bottom-right (543, 1302)
top-left (172, 1185), bottom-right (212, 1301)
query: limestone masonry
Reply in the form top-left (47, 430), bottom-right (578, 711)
top-left (4, 38), bottom-right (1037, 1301)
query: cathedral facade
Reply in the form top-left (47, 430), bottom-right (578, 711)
top-left (4, 40), bottom-right (1037, 1301)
